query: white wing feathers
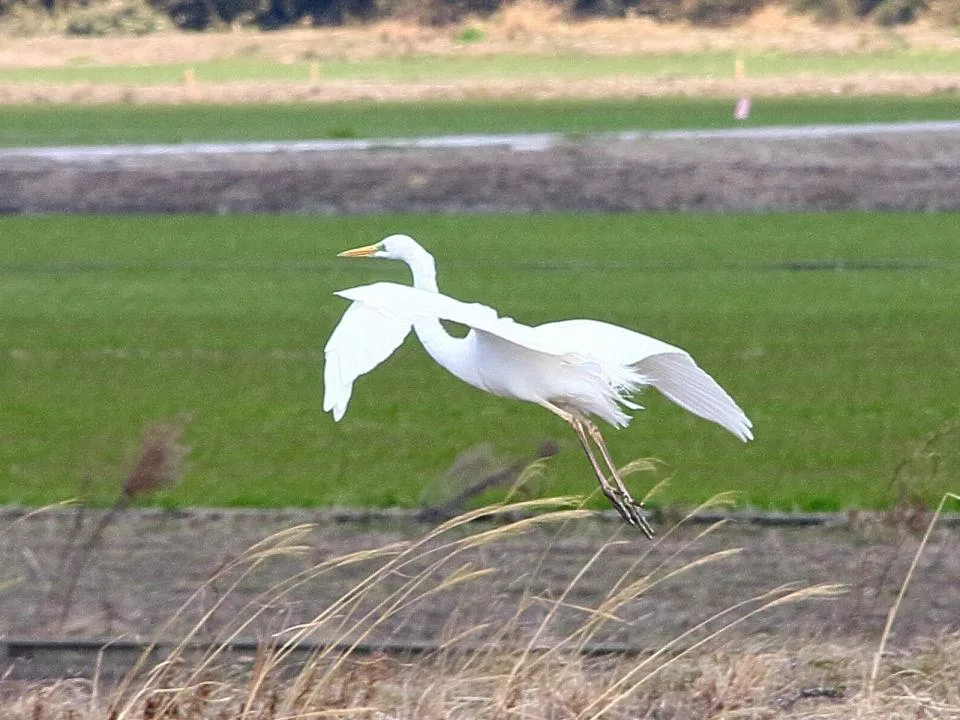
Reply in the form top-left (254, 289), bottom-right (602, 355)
top-left (333, 282), bottom-right (580, 358)
top-left (536, 318), bottom-right (683, 362)
top-left (334, 282), bottom-right (498, 328)
top-left (324, 282), bottom-right (576, 422)
top-left (323, 298), bottom-right (414, 421)
top-left (635, 352), bottom-right (754, 442)
top-left (537, 318), bottom-right (753, 441)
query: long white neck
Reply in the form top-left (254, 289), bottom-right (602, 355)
top-left (405, 245), bottom-right (439, 294)
top-left (402, 245), bottom-right (481, 390)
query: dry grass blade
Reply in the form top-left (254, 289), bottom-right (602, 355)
top-left (0, 501), bottom-right (75, 540)
top-left (109, 524), bottom-right (317, 717)
top-left (420, 441), bottom-right (559, 520)
top-left (8, 472), bottom-right (960, 719)
top-left (280, 501), bottom-right (593, 711)
top-left (578, 582), bottom-right (847, 719)
top-left (606, 491), bottom-right (739, 594)
top-left (864, 491), bottom-right (960, 710)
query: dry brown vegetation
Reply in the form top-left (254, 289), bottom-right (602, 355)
top-left (1, 2), bottom-right (959, 104)
top-left (5, 3), bottom-right (960, 63)
top-left (4, 4), bottom-right (960, 67)
top-left (3, 492), bottom-right (959, 719)
top-left (3, 4), bottom-right (960, 103)
top-left (7, 637), bottom-right (960, 718)
top-left (5, 71), bottom-right (960, 104)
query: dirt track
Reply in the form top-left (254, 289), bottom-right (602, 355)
top-left (2, 506), bottom-right (958, 679)
top-left (4, 127), bottom-right (960, 214)
top-left (5, 73), bottom-right (960, 105)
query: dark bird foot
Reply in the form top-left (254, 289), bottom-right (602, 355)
top-left (603, 490), bottom-right (655, 539)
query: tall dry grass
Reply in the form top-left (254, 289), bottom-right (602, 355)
top-left (2, 466), bottom-right (958, 718)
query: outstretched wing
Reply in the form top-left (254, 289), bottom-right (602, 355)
top-left (323, 297), bottom-right (414, 421)
top-left (538, 319), bottom-right (753, 441)
top-left (325, 281), bottom-right (553, 422)
top-left (332, 284), bottom-right (647, 429)
top-left (635, 352), bottom-right (753, 441)
top-left (334, 282), bottom-right (576, 358)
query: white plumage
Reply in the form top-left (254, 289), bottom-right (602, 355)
top-left (324, 234), bottom-right (753, 536)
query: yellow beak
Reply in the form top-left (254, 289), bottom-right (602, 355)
top-left (337, 243), bottom-right (379, 258)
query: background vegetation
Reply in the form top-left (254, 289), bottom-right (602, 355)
top-left (1, 0), bottom-right (958, 35)
top-left (2, 212), bottom-right (958, 512)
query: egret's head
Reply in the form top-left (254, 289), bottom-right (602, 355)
top-left (338, 234), bottom-right (422, 262)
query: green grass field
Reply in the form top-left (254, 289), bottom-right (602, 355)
top-left (5, 49), bottom-right (960, 85)
top-left (1, 213), bottom-right (957, 512)
top-left (0, 95), bottom-right (957, 147)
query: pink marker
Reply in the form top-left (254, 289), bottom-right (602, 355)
top-left (734, 97), bottom-right (751, 120)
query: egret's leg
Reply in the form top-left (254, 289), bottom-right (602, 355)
top-left (584, 420), bottom-right (655, 539)
top-left (538, 403), bottom-right (614, 499)
top-left (571, 420), bottom-right (648, 529)
top-left (539, 401), bottom-right (649, 532)
top-left (583, 420), bottom-right (636, 502)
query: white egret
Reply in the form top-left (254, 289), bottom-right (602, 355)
top-left (324, 234), bottom-right (752, 537)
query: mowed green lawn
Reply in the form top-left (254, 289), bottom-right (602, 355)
top-left (1, 95), bottom-right (958, 147)
top-left (1, 213), bottom-right (958, 511)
